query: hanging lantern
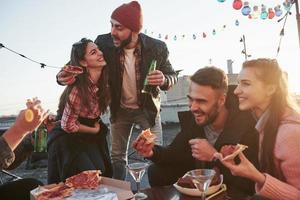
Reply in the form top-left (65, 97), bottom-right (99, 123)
top-left (173, 35), bottom-right (177, 41)
top-left (260, 4), bottom-right (268, 20)
top-left (235, 19), bottom-right (240, 26)
top-left (192, 34), bottom-right (197, 40)
top-left (268, 8), bottom-right (275, 19)
top-left (233, 0), bottom-right (243, 10)
top-left (217, 0), bottom-right (226, 2)
top-left (158, 33), bottom-right (162, 38)
top-left (274, 5), bottom-right (283, 17)
top-left (251, 5), bottom-right (259, 19)
top-left (182, 35), bottom-right (185, 39)
top-left (241, 1), bottom-right (251, 16)
top-left (165, 35), bottom-right (168, 40)
top-left (202, 32), bottom-right (207, 38)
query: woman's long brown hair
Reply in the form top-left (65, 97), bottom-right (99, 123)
top-left (57, 38), bottom-right (110, 117)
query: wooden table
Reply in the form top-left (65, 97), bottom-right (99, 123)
top-left (142, 185), bottom-right (252, 200)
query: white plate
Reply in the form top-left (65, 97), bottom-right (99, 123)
top-left (173, 175), bottom-right (223, 197)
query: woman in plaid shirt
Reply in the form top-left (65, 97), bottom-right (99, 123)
top-left (47, 38), bottom-right (112, 184)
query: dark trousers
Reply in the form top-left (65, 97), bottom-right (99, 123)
top-left (148, 163), bottom-right (190, 187)
top-left (48, 137), bottom-right (106, 184)
top-left (0, 178), bottom-right (43, 200)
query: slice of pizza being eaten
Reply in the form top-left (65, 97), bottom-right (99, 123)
top-left (62, 65), bottom-right (83, 75)
top-left (136, 128), bottom-right (156, 143)
top-left (214, 144), bottom-right (248, 161)
top-left (65, 170), bottom-right (102, 189)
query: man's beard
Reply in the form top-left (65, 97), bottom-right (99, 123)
top-left (114, 32), bottom-right (132, 49)
top-left (195, 102), bottom-right (219, 127)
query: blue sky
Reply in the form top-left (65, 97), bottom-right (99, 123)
top-left (1, 0), bottom-right (299, 115)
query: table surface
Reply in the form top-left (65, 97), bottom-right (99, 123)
top-left (142, 185), bottom-right (252, 200)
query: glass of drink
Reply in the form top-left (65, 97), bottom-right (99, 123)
top-left (127, 162), bottom-right (149, 200)
top-left (186, 169), bottom-right (216, 200)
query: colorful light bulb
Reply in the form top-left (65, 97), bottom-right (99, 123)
top-left (251, 5), bottom-right (259, 19)
top-left (233, 0), bottom-right (243, 10)
top-left (274, 5), bottom-right (283, 17)
top-left (260, 4), bottom-right (268, 20)
top-left (268, 8), bottom-right (275, 19)
top-left (241, 1), bottom-right (251, 16)
top-left (212, 29), bottom-right (216, 35)
top-left (283, 0), bottom-right (292, 11)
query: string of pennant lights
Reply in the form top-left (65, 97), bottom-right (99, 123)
top-left (0, 43), bottom-right (60, 69)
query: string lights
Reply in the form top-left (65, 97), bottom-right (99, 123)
top-left (0, 43), bottom-right (60, 69)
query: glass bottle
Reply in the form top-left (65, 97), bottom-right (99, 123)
top-left (142, 60), bottom-right (157, 93)
top-left (34, 123), bottom-right (47, 152)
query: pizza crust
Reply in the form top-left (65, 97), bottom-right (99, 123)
top-left (62, 65), bottom-right (83, 75)
top-left (214, 144), bottom-right (248, 161)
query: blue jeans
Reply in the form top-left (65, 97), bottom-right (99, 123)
top-left (110, 107), bottom-right (162, 180)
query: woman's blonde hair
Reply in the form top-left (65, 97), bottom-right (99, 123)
top-left (242, 58), bottom-right (299, 177)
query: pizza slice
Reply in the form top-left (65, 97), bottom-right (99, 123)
top-left (136, 129), bottom-right (156, 143)
top-left (65, 170), bottom-right (102, 189)
top-left (62, 65), bottom-right (83, 75)
top-left (214, 144), bottom-right (248, 161)
top-left (37, 183), bottom-right (74, 200)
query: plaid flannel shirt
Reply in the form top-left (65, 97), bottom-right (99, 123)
top-left (61, 77), bottom-right (100, 133)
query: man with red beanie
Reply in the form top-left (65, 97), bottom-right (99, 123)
top-left (56, 1), bottom-right (178, 180)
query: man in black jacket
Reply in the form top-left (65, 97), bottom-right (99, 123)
top-left (133, 67), bottom-right (259, 195)
top-left (56, 1), bottom-right (177, 180)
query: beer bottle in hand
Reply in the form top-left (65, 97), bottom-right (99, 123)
top-left (34, 123), bottom-right (47, 152)
top-left (142, 60), bottom-right (157, 93)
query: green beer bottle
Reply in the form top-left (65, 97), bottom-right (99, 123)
top-left (142, 60), bottom-right (157, 93)
top-left (34, 123), bottom-right (47, 152)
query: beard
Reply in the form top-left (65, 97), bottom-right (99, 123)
top-left (112, 32), bottom-right (132, 49)
top-left (194, 102), bottom-right (220, 127)
top-left (120, 32), bottom-right (132, 48)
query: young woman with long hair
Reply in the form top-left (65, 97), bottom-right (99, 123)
top-left (47, 38), bottom-right (112, 184)
top-left (220, 58), bottom-right (300, 200)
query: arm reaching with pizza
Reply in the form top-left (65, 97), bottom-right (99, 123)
top-left (56, 65), bottom-right (83, 86)
top-left (219, 151), bottom-right (266, 188)
top-left (132, 129), bottom-right (156, 158)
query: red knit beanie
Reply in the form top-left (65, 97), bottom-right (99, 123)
top-left (111, 1), bottom-right (143, 32)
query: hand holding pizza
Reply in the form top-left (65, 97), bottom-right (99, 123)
top-left (132, 129), bottom-right (156, 158)
top-left (219, 152), bottom-right (266, 185)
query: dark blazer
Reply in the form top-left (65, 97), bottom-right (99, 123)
top-left (94, 33), bottom-right (178, 126)
top-left (149, 86), bottom-right (259, 195)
